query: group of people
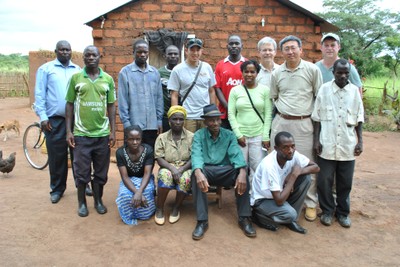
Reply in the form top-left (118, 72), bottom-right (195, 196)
top-left (34, 31), bottom-right (364, 241)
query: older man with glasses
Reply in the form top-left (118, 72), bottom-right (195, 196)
top-left (169, 38), bottom-right (216, 133)
top-left (269, 35), bottom-right (323, 222)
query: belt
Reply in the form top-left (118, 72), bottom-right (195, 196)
top-left (277, 111), bottom-right (311, 120)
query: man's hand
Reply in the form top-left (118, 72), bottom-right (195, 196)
top-left (237, 137), bottom-right (246, 147)
top-left (131, 191), bottom-right (143, 208)
top-left (195, 169), bottom-right (209, 193)
top-left (234, 168), bottom-right (247, 195)
top-left (108, 133), bottom-right (116, 148)
top-left (354, 142), bottom-right (363, 156)
top-left (40, 120), bottom-right (52, 132)
top-left (313, 140), bottom-right (322, 156)
top-left (66, 132), bottom-right (75, 148)
top-left (262, 141), bottom-right (270, 150)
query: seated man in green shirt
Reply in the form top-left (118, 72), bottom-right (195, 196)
top-left (191, 104), bottom-right (256, 240)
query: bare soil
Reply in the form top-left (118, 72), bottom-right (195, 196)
top-left (1, 97), bottom-right (399, 267)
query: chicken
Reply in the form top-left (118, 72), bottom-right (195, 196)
top-left (0, 151), bottom-right (16, 175)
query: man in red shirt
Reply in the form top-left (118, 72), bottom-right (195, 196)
top-left (214, 35), bottom-right (246, 129)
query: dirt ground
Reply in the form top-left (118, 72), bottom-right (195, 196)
top-left (0, 97), bottom-right (399, 267)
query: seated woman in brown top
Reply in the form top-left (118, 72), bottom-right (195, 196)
top-left (154, 106), bottom-right (194, 225)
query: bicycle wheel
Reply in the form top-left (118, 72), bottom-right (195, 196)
top-left (23, 122), bottom-right (49, 170)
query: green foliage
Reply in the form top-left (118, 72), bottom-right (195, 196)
top-left (0, 53), bottom-right (29, 73)
top-left (318, 0), bottom-right (400, 77)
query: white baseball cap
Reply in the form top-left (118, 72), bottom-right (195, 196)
top-left (321, 33), bottom-right (340, 44)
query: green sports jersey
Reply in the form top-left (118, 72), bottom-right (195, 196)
top-left (65, 67), bottom-right (116, 137)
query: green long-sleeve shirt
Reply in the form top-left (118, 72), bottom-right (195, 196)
top-left (191, 127), bottom-right (247, 171)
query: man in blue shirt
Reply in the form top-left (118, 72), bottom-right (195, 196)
top-left (34, 40), bottom-right (81, 204)
top-left (191, 104), bottom-right (256, 240)
top-left (118, 39), bottom-right (163, 148)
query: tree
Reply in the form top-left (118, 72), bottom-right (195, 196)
top-left (318, 0), bottom-right (400, 77)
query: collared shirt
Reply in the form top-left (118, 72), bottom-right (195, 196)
top-left (315, 60), bottom-right (363, 87)
top-left (214, 56), bottom-right (246, 119)
top-left (65, 67), bottom-right (116, 137)
top-left (270, 59), bottom-right (322, 116)
top-left (311, 81), bottom-right (364, 161)
top-left (251, 150), bottom-right (309, 205)
top-left (118, 62), bottom-right (163, 130)
top-left (256, 62), bottom-right (280, 89)
top-left (34, 59), bottom-right (81, 122)
top-left (154, 128), bottom-right (194, 165)
top-left (191, 127), bottom-right (247, 171)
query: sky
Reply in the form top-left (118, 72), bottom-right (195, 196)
top-left (0, 0), bottom-right (398, 55)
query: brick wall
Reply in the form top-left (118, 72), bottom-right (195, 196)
top-left (88, 0), bottom-right (323, 148)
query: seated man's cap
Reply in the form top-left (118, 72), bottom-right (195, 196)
top-left (186, 38), bottom-right (203, 49)
top-left (201, 104), bottom-right (223, 118)
top-left (321, 33), bottom-right (340, 44)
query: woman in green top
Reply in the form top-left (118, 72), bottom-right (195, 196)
top-left (228, 60), bottom-right (273, 189)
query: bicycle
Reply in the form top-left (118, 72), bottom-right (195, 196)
top-left (23, 121), bottom-right (49, 170)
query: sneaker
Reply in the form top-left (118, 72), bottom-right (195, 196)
top-left (337, 215), bottom-right (351, 228)
top-left (305, 207), bottom-right (317, 221)
top-left (320, 214), bottom-right (333, 226)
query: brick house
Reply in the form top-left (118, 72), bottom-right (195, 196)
top-left (84, 0), bottom-right (337, 149)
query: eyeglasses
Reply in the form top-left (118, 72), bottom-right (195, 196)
top-left (282, 46), bottom-right (299, 52)
top-left (186, 38), bottom-right (203, 48)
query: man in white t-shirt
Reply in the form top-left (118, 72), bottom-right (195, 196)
top-left (169, 38), bottom-right (216, 133)
top-left (251, 131), bottom-right (319, 234)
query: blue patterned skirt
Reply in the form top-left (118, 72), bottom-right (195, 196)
top-left (115, 176), bottom-right (156, 225)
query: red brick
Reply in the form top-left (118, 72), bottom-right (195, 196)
top-left (193, 14), bottom-right (213, 22)
top-left (92, 29), bottom-right (103, 39)
top-left (129, 12), bottom-right (150, 20)
top-left (210, 32), bottom-right (229, 40)
top-left (174, 13), bottom-right (192, 21)
top-left (141, 3), bottom-right (161, 11)
top-left (182, 5), bottom-right (200, 13)
top-left (144, 21), bottom-right (165, 28)
top-left (104, 30), bottom-right (124, 38)
top-left (161, 4), bottom-right (181, 12)
top-left (254, 8), bottom-right (273, 15)
top-left (239, 24), bottom-right (256, 32)
top-left (248, 15), bottom-right (263, 24)
top-left (267, 16), bottom-right (284, 24)
top-left (196, 0), bottom-right (214, 3)
top-left (151, 13), bottom-right (172, 21)
top-left (164, 22), bottom-right (181, 29)
top-left (274, 7), bottom-right (290, 15)
top-left (114, 20), bottom-right (134, 29)
top-left (227, 0), bottom-right (246, 6)
top-left (227, 16), bottom-right (241, 23)
top-left (296, 25), bottom-right (314, 33)
top-left (249, 0), bottom-right (264, 7)
top-left (174, 0), bottom-right (192, 3)
top-left (276, 25), bottom-right (295, 33)
top-left (289, 17), bottom-right (306, 25)
top-left (202, 6), bottom-right (221, 13)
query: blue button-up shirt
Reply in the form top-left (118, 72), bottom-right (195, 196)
top-left (34, 59), bottom-right (81, 122)
top-left (118, 62), bottom-right (163, 130)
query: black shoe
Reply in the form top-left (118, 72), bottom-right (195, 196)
top-left (251, 212), bottom-right (279, 232)
top-left (239, 217), bottom-right (257, 237)
top-left (285, 222), bottom-right (307, 234)
top-left (50, 194), bottom-right (61, 204)
top-left (78, 203), bottom-right (89, 217)
top-left (85, 184), bottom-right (93, 196)
top-left (192, 221), bottom-right (209, 240)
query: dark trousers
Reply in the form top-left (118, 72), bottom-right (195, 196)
top-left (142, 130), bottom-right (158, 149)
top-left (253, 174), bottom-right (311, 224)
top-left (317, 157), bottom-right (355, 217)
top-left (45, 116), bottom-right (69, 197)
top-left (191, 165), bottom-right (252, 221)
top-left (162, 117), bottom-right (170, 133)
top-left (72, 136), bottom-right (110, 187)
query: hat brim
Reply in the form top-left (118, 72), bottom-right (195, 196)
top-left (201, 112), bottom-right (223, 118)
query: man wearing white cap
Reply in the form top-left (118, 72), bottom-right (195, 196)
top-left (316, 33), bottom-right (363, 95)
